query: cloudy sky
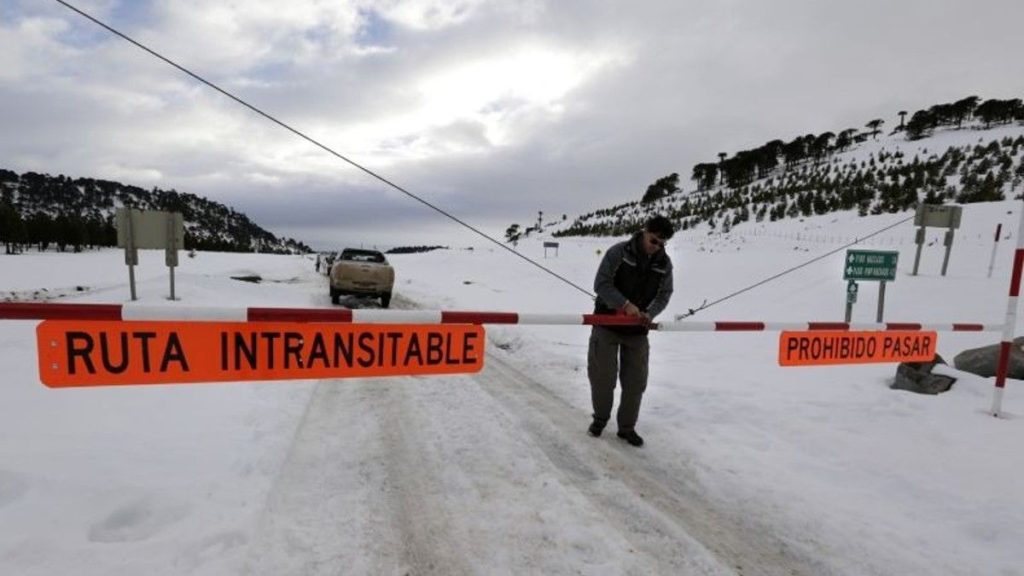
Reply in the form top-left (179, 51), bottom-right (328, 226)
top-left (2, 0), bottom-right (1024, 249)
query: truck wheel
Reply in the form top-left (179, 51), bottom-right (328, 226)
top-left (330, 289), bottom-right (340, 305)
top-left (381, 293), bottom-right (391, 308)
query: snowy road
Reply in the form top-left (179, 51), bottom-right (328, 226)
top-left (243, 350), bottom-right (830, 575)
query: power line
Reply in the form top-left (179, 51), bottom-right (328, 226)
top-left (52, 0), bottom-right (597, 300)
top-left (676, 214), bottom-right (917, 319)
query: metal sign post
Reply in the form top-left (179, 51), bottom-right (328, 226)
top-left (843, 249), bottom-right (898, 322)
top-left (912, 226), bottom-right (925, 276)
top-left (844, 280), bottom-right (858, 322)
top-left (941, 229), bottom-right (955, 276)
top-left (876, 281), bottom-right (887, 323)
top-left (124, 209), bottom-right (138, 301)
top-left (166, 213), bottom-right (180, 300)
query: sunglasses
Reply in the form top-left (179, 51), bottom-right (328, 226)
top-left (647, 233), bottom-right (666, 247)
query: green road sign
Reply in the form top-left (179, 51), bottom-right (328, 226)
top-left (844, 250), bottom-right (898, 281)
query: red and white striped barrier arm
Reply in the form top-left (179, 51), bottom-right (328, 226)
top-left (0, 303), bottom-right (635, 325)
top-left (654, 321), bottom-right (998, 332)
top-left (0, 302), bottom-right (1005, 332)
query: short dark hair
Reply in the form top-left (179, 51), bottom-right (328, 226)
top-left (645, 215), bottom-right (675, 239)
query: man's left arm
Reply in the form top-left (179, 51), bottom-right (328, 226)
top-left (645, 261), bottom-right (674, 320)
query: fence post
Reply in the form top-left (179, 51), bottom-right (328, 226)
top-left (988, 223), bottom-right (1002, 279)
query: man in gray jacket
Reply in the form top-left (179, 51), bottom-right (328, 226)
top-left (588, 215), bottom-right (675, 447)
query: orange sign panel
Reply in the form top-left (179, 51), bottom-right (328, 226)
top-left (37, 321), bottom-right (485, 387)
top-left (779, 330), bottom-right (937, 366)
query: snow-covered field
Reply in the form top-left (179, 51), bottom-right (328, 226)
top-left (1, 200), bottom-right (1023, 575)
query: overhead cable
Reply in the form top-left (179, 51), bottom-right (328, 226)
top-left (53, 0), bottom-right (596, 300)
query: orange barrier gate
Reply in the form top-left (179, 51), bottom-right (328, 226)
top-left (0, 302), bottom-right (1009, 397)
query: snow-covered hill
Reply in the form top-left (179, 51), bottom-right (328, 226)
top-left (553, 115), bottom-right (1024, 239)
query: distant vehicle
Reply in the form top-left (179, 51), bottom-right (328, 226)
top-left (329, 248), bottom-right (395, 308)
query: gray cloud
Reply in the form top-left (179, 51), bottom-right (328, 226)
top-left (2, 0), bottom-right (1023, 251)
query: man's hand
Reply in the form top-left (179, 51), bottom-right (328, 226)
top-left (622, 302), bottom-right (653, 326)
top-left (622, 301), bottom-right (642, 316)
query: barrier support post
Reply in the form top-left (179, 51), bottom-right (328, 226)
top-left (991, 208), bottom-right (1024, 417)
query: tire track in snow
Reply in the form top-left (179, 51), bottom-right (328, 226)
top-left (477, 353), bottom-right (835, 576)
top-left (370, 376), bottom-right (472, 575)
top-left (243, 379), bottom-right (471, 575)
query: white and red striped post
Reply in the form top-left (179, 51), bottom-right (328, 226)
top-left (991, 209), bottom-right (1024, 417)
top-left (988, 223), bottom-right (1002, 278)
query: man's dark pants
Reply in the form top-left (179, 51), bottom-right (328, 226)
top-left (587, 325), bottom-right (649, 431)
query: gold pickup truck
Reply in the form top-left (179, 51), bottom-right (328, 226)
top-left (329, 248), bottom-right (395, 308)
